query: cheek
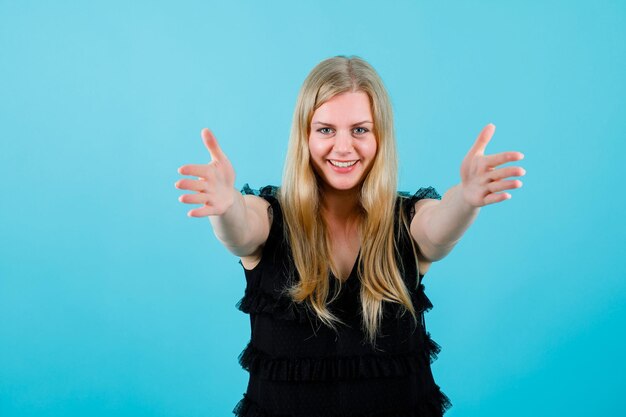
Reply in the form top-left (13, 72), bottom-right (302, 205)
top-left (371, 142), bottom-right (378, 157)
top-left (360, 137), bottom-right (378, 158)
top-left (308, 138), bottom-right (330, 158)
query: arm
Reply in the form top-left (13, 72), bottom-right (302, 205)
top-left (410, 184), bottom-right (480, 262)
top-left (410, 124), bottom-right (526, 262)
top-left (208, 192), bottom-right (271, 257)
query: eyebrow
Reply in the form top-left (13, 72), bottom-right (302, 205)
top-left (311, 120), bottom-right (374, 126)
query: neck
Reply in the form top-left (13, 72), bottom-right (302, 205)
top-left (319, 184), bottom-right (362, 226)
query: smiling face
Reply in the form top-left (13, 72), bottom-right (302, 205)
top-left (308, 91), bottom-right (377, 193)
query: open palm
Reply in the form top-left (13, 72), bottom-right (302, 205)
top-left (460, 124), bottom-right (526, 207)
top-left (175, 128), bottom-right (236, 217)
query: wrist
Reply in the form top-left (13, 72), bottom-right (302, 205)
top-left (454, 183), bottom-right (480, 213)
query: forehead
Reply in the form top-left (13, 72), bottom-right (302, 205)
top-left (311, 91), bottom-right (372, 124)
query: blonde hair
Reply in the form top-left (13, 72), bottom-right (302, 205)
top-left (280, 55), bottom-right (419, 347)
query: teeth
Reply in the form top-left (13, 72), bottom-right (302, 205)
top-left (329, 160), bottom-right (357, 168)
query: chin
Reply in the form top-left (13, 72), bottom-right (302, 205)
top-left (323, 180), bottom-right (362, 192)
top-left (311, 165), bottom-right (365, 192)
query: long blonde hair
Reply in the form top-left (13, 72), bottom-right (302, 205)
top-left (280, 55), bottom-right (419, 347)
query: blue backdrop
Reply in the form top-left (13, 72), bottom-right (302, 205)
top-left (1, 1), bottom-right (625, 416)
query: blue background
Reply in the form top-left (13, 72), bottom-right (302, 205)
top-left (1, 1), bottom-right (625, 416)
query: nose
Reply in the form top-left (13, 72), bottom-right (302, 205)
top-left (333, 130), bottom-right (354, 154)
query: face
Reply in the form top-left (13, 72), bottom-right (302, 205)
top-left (308, 91), bottom-right (377, 193)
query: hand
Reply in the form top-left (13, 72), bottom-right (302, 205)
top-left (175, 128), bottom-right (236, 217)
top-left (459, 124), bottom-right (526, 207)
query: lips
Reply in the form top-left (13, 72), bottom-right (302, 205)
top-left (326, 160), bottom-right (359, 173)
top-left (328, 159), bottom-right (358, 168)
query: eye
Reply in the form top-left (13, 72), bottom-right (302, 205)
top-left (318, 127), bottom-right (334, 135)
top-left (353, 127), bottom-right (369, 135)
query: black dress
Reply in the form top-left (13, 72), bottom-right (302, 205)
top-left (233, 184), bottom-right (452, 417)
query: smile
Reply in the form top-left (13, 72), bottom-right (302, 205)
top-left (328, 160), bottom-right (358, 168)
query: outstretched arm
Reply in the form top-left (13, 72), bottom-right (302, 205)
top-left (410, 124), bottom-right (526, 262)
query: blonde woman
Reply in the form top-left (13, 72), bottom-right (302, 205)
top-left (175, 56), bottom-right (525, 416)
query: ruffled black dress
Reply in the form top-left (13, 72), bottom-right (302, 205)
top-left (233, 184), bottom-right (452, 417)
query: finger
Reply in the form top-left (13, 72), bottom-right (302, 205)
top-left (174, 178), bottom-right (206, 192)
top-left (467, 123), bottom-right (496, 156)
top-left (201, 128), bottom-right (227, 162)
top-left (483, 151), bottom-right (524, 168)
top-left (188, 204), bottom-right (218, 218)
top-left (178, 193), bottom-right (210, 205)
top-left (178, 164), bottom-right (211, 178)
top-left (484, 192), bottom-right (511, 205)
top-left (487, 166), bottom-right (526, 182)
top-left (487, 179), bottom-right (523, 193)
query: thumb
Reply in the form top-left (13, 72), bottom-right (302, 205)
top-left (201, 128), bottom-right (227, 162)
top-left (468, 123), bottom-right (495, 156)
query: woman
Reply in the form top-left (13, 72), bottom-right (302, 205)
top-left (175, 56), bottom-right (525, 416)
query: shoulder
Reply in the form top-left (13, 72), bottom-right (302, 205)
top-left (241, 183), bottom-right (282, 214)
top-left (393, 187), bottom-right (443, 235)
top-left (241, 183), bottom-right (281, 211)
top-left (397, 186), bottom-right (442, 222)
top-left (239, 184), bottom-right (284, 270)
top-left (396, 187), bottom-right (442, 274)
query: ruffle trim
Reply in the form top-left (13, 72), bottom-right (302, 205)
top-left (235, 287), bottom-right (315, 324)
top-left (233, 390), bottom-right (452, 417)
top-left (398, 186), bottom-right (442, 203)
top-left (238, 331), bottom-right (442, 382)
top-left (424, 331), bottom-right (442, 364)
top-left (411, 283), bottom-right (434, 314)
top-left (398, 187), bottom-right (442, 224)
top-left (236, 282), bottom-right (434, 324)
top-left (241, 183), bottom-right (280, 199)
